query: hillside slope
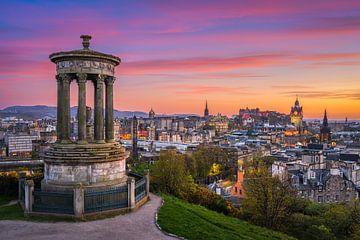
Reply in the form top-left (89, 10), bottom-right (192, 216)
top-left (157, 195), bottom-right (295, 240)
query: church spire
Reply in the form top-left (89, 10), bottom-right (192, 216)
top-left (204, 100), bottom-right (209, 118)
top-left (323, 109), bottom-right (328, 127)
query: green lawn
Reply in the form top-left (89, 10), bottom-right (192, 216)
top-left (157, 195), bottom-right (296, 240)
top-left (0, 203), bottom-right (25, 220)
top-left (0, 195), bottom-right (16, 206)
top-left (0, 197), bottom-right (73, 222)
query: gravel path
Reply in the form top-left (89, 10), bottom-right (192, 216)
top-left (0, 194), bottom-right (176, 240)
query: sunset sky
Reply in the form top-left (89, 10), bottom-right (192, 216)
top-left (0, 0), bottom-right (360, 119)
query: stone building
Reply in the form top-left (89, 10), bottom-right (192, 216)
top-left (289, 168), bottom-right (357, 203)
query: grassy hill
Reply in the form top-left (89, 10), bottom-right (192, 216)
top-left (157, 195), bottom-right (295, 240)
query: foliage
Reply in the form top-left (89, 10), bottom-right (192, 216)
top-left (0, 171), bottom-right (44, 197)
top-left (0, 195), bottom-right (15, 205)
top-left (241, 155), bottom-right (295, 229)
top-left (157, 194), bottom-right (295, 240)
top-left (281, 195), bottom-right (360, 239)
top-left (129, 162), bottom-right (153, 175)
top-left (0, 172), bottom-right (19, 197)
top-left (151, 149), bottom-right (240, 217)
top-left (187, 146), bottom-right (231, 179)
top-left (209, 163), bottom-right (221, 176)
top-left (151, 150), bottom-right (188, 196)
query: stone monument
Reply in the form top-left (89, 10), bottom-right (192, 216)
top-left (42, 35), bottom-right (127, 192)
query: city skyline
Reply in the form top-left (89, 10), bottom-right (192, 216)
top-left (1, 1), bottom-right (360, 119)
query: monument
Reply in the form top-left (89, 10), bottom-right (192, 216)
top-left (43, 35), bottom-right (127, 192)
top-left (19, 35), bottom-right (148, 218)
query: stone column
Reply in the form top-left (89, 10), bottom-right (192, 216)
top-left (94, 74), bottom-right (105, 143)
top-left (60, 73), bottom-right (71, 143)
top-left (105, 77), bottom-right (115, 143)
top-left (128, 177), bottom-right (135, 209)
top-left (56, 75), bottom-right (63, 142)
top-left (18, 172), bottom-right (26, 203)
top-left (25, 180), bottom-right (34, 213)
top-left (145, 170), bottom-right (150, 197)
top-left (77, 73), bottom-right (87, 143)
top-left (73, 184), bottom-right (84, 217)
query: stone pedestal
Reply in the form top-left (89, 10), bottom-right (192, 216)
top-left (42, 143), bottom-right (128, 192)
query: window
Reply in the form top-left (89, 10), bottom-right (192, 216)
top-left (318, 196), bottom-right (323, 203)
top-left (335, 195), bottom-right (339, 202)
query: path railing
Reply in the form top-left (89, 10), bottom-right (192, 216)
top-left (84, 185), bottom-right (128, 213)
top-left (135, 177), bottom-right (147, 203)
top-left (19, 171), bottom-right (150, 217)
top-left (33, 190), bottom-right (74, 214)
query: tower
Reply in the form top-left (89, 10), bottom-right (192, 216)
top-left (131, 115), bottom-right (138, 160)
top-left (320, 109), bottom-right (331, 143)
top-left (204, 100), bottom-right (209, 118)
top-left (149, 108), bottom-right (155, 119)
top-left (290, 96), bottom-right (303, 132)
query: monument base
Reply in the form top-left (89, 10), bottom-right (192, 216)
top-left (42, 142), bottom-right (128, 192)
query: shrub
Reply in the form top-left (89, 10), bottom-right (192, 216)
top-left (0, 172), bottom-right (19, 197)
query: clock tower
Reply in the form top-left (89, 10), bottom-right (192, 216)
top-left (290, 96), bottom-right (303, 132)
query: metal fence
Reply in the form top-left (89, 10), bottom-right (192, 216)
top-left (84, 185), bottom-right (128, 213)
top-left (33, 190), bottom-right (74, 214)
top-left (135, 178), bottom-right (147, 203)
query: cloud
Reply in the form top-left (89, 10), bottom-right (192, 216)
top-left (160, 84), bottom-right (250, 95)
top-left (272, 85), bottom-right (312, 90)
top-left (120, 54), bottom-right (292, 75)
top-left (280, 89), bottom-right (360, 100)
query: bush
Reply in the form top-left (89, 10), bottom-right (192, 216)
top-left (0, 172), bottom-right (19, 197)
top-left (186, 186), bottom-right (228, 214)
top-left (307, 225), bottom-right (335, 240)
top-left (0, 171), bottom-right (44, 197)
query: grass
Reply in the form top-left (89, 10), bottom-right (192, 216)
top-left (0, 195), bottom-right (16, 206)
top-left (0, 203), bottom-right (25, 220)
top-left (157, 195), bottom-right (296, 240)
top-left (0, 195), bottom-right (74, 222)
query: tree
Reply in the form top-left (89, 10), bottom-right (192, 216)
top-left (189, 146), bottom-right (230, 179)
top-left (242, 156), bottom-right (295, 229)
top-left (151, 150), bottom-right (188, 196)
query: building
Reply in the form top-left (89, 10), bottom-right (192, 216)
top-left (149, 108), bottom-right (155, 119)
top-left (5, 134), bottom-right (39, 157)
top-left (231, 159), bottom-right (245, 198)
top-left (320, 109), bottom-right (331, 143)
top-left (290, 96), bottom-right (303, 132)
top-left (290, 168), bottom-right (357, 203)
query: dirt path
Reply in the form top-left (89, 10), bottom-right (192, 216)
top-left (0, 194), bottom-right (176, 240)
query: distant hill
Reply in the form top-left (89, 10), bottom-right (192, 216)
top-left (0, 105), bottom-right (148, 120)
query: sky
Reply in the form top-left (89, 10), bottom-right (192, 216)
top-left (0, 0), bottom-right (360, 119)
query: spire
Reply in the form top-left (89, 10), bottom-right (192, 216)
top-left (295, 95), bottom-right (299, 107)
top-left (204, 100), bottom-right (209, 117)
top-left (149, 107), bottom-right (155, 118)
top-left (323, 109), bottom-right (328, 127)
